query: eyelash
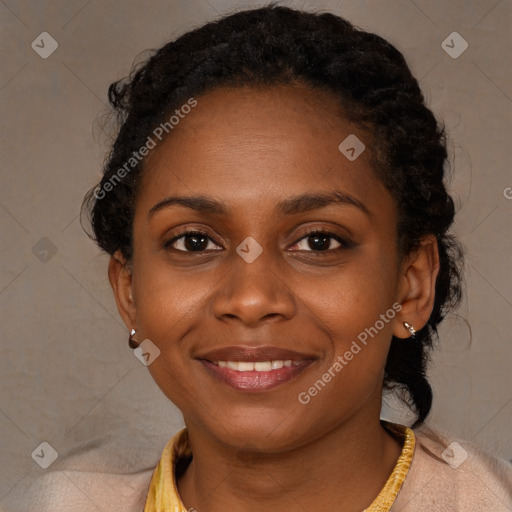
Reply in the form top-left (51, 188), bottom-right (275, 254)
top-left (164, 229), bottom-right (352, 253)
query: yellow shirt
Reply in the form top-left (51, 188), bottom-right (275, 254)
top-left (143, 421), bottom-right (416, 512)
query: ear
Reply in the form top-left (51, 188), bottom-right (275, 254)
top-left (393, 234), bottom-right (440, 339)
top-left (108, 250), bottom-right (136, 330)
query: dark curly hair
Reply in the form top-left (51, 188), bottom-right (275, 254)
top-left (82, 3), bottom-right (464, 428)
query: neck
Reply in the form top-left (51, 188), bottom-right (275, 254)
top-left (177, 408), bottom-right (403, 512)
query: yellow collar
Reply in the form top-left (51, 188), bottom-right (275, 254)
top-left (143, 421), bottom-right (415, 512)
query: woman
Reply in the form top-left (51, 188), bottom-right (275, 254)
top-left (81, 5), bottom-right (511, 511)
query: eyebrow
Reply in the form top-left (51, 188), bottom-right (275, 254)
top-left (148, 190), bottom-right (371, 218)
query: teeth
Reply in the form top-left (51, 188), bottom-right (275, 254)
top-left (237, 362), bottom-right (254, 372)
top-left (215, 360), bottom-right (302, 371)
top-left (254, 361), bottom-right (272, 371)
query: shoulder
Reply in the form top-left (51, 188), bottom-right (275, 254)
top-left (392, 424), bottom-right (512, 512)
top-left (1, 468), bottom-right (154, 512)
top-left (1, 438), bottom-right (157, 512)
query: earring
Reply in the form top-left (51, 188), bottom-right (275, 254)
top-left (403, 322), bottom-right (416, 339)
top-left (129, 328), bottom-right (140, 349)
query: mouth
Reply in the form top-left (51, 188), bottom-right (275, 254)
top-left (196, 345), bottom-right (316, 391)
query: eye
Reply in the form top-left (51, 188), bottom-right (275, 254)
top-left (164, 231), bottom-right (222, 252)
top-left (290, 230), bottom-right (349, 252)
top-left (164, 229), bottom-right (352, 253)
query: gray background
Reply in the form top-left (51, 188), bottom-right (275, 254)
top-left (1, 0), bottom-right (511, 506)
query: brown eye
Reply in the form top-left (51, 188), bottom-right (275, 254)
top-left (291, 230), bottom-right (351, 252)
top-left (165, 231), bottom-right (222, 252)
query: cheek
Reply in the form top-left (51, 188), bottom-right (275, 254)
top-left (131, 246), bottom-right (215, 335)
top-left (297, 249), bottom-right (398, 385)
top-left (301, 250), bottom-right (398, 341)
top-left (131, 257), bottom-right (211, 406)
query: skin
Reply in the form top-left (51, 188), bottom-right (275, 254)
top-left (109, 83), bottom-right (440, 511)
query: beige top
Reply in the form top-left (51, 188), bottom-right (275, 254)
top-left (2, 423), bottom-right (511, 511)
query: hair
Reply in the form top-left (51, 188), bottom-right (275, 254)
top-left (82, 3), bottom-right (464, 428)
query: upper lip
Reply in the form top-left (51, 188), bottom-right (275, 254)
top-left (197, 345), bottom-right (316, 362)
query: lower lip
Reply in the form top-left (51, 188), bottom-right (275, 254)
top-left (200, 360), bottom-right (313, 391)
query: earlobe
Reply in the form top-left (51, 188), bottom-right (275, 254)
top-left (393, 235), bottom-right (440, 339)
top-left (108, 250), bottom-right (137, 330)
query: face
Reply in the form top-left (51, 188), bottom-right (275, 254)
top-left (113, 84), bottom-right (417, 451)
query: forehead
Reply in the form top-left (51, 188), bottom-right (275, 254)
top-left (138, 84), bottom-right (393, 217)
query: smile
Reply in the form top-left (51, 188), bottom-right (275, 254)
top-left (200, 358), bottom-right (314, 391)
top-left (196, 345), bottom-right (317, 391)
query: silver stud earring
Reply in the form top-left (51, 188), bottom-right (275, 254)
top-left (129, 328), bottom-right (139, 349)
top-left (403, 322), bottom-right (416, 339)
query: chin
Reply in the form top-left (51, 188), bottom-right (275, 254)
top-left (199, 410), bottom-right (318, 453)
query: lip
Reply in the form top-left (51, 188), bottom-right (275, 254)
top-left (196, 345), bottom-right (316, 391)
top-left (197, 345), bottom-right (315, 363)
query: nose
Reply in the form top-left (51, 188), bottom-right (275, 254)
top-left (212, 246), bottom-right (296, 327)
